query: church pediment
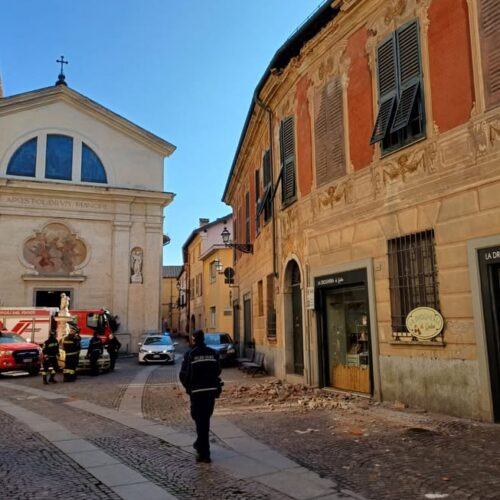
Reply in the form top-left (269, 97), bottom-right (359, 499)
top-left (0, 85), bottom-right (175, 157)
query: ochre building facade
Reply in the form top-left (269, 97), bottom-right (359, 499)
top-left (223, 0), bottom-right (500, 421)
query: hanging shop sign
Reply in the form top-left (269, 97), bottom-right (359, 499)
top-left (405, 307), bottom-right (444, 341)
top-left (306, 286), bottom-right (315, 310)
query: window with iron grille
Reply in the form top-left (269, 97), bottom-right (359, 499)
top-left (388, 230), bottom-right (440, 339)
top-left (280, 117), bottom-right (296, 206)
top-left (370, 19), bottom-right (426, 153)
top-left (266, 274), bottom-right (276, 338)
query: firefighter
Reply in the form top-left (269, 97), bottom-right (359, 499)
top-left (62, 322), bottom-right (81, 382)
top-left (41, 330), bottom-right (59, 385)
top-left (87, 330), bottom-right (103, 376)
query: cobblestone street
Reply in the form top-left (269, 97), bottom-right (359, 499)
top-left (1, 344), bottom-right (499, 499)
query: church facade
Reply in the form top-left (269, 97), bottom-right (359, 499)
top-left (0, 83), bottom-right (175, 349)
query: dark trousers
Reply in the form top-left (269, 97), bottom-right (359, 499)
top-left (108, 352), bottom-right (118, 371)
top-left (89, 353), bottom-right (100, 375)
top-left (190, 392), bottom-right (216, 458)
top-left (42, 356), bottom-right (57, 381)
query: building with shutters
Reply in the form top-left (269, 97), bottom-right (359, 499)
top-left (0, 80), bottom-right (175, 349)
top-left (161, 265), bottom-right (184, 334)
top-left (222, 0), bottom-right (500, 421)
top-left (181, 215), bottom-right (233, 339)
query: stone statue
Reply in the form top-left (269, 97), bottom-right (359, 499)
top-left (130, 248), bottom-right (143, 284)
top-left (60, 292), bottom-right (70, 317)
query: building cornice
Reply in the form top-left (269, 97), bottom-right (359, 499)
top-left (0, 85), bottom-right (176, 157)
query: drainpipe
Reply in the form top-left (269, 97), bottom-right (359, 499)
top-left (254, 93), bottom-right (278, 279)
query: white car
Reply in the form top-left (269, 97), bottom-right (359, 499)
top-left (138, 335), bottom-right (177, 364)
top-left (59, 335), bottom-right (111, 372)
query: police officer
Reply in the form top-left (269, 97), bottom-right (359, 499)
top-left (180, 330), bottom-right (223, 463)
top-left (87, 330), bottom-right (103, 376)
top-left (62, 322), bottom-right (81, 382)
top-left (106, 333), bottom-right (121, 371)
top-left (41, 330), bottom-right (59, 385)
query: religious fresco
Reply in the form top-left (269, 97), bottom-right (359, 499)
top-left (23, 223), bottom-right (87, 274)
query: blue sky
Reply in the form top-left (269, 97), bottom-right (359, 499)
top-left (1, 0), bottom-right (322, 264)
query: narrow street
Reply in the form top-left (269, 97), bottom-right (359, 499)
top-left (1, 342), bottom-right (499, 500)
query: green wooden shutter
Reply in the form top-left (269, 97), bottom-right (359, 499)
top-left (370, 35), bottom-right (398, 144)
top-left (479, 0), bottom-right (500, 108)
top-left (391, 20), bottom-right (422, 132)
top-left (262, 150), bottom-right (272, 221)
top-left (280, 117), bottom-right (296, 204)
top-left (315, 78), bottom-right (345, 186)
top-left (255, 169), bottom-right (260, 233)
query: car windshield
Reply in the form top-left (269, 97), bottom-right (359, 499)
top-left (144, 336), bottom-right (172, 346)
top-left (0, 332), bottom-right (27, 344)
top-left (205, 334), bottom-right (233, 345)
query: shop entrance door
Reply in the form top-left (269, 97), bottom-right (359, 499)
top-left (322, 284), bottom-right (371, 394)
top-left (243, 295), bottom-right (253, 348)
top-left (478, 248), bottom-right (500, 421)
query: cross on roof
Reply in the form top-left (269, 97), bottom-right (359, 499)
top-left (56, 56), bottom-right (68, 75)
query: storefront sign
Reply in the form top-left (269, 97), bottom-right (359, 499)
top-left (482, 247), bottom-right (500, 262)
top-left (306, 286), bottom-right (315, 310)
top-left (405, 307), bottom-right (444, 341)
top-left (315, 268), bottom-right (366, 288)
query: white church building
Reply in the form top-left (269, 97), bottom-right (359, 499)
top-left (0, 76), bottom-right (175, 349)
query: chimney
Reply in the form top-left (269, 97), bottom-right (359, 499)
top-left (199, 218), bottom-right (209, 227)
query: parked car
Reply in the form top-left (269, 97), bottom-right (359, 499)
top-left (138, 334), bottom-right (177, 364)
top-left (0, 330), bottom-right (43, 375)
top-left (204, 333), bottom-right (237, 366)
top-left (59, 335), bottom-right (111, 372)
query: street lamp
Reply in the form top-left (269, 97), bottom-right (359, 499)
top-left (221, 226), bottom-right (253, 254)
top-left (215, 258), bottom-right (224, 274)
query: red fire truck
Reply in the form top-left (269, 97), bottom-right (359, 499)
top-left (0, 308), bottom-right (119, 345)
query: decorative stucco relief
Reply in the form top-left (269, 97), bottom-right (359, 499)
top-left (471, 115), bottom-right (500, 157)
top-left (22, 222), bottom-right (87, 275)
top-left (371, 141), bottom-right (438, 197)
top-left (318, 179), bottom-right (353, 210)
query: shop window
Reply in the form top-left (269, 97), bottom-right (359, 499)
top-left (7, 137), bottom-right (37, 177)
top-left (280, 117), bottom-right (296, 206)
top-left (370, 20), bottom-right (425, 154)
top-left (46, 134), bottom-right (73, 180)
top-left (81, 143), bottom-right (107, 183)
top-left (388, 229), bottom-right (440, 338)
top-left (315, 78), bottom-right (345, 186)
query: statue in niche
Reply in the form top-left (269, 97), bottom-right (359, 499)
top-left (130, 247), bottom-right (143, 284)
top-left (60, 293), bottom-right (70, 317)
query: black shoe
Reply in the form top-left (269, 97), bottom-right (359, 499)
top-left (193, 442), bottom-right (199, 452)
top-left (196, 453), bottom-right (211, 463)
top-left (43, 379), bottom-right (48, 385)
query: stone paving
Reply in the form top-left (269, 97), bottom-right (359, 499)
top-left (1, 345), bottom-right (500, 499)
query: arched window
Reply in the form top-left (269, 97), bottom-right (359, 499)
top-left (81, 143), bottom-right (107, 183)
top-left (6, 138), bottom-right (37, 177)
top-left (45, 134), bottom-right (73, 180)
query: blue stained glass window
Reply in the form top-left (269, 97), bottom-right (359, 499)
top-left (6, 138), bottom-right (37, 177)
top-left (81, 144), bottom-right (107, 183)
top-left (45, 135), bottom-right (73, 180)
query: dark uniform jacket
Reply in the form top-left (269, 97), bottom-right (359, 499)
top-left (106, 336), bottom-right (121, 354)
top-left (42, 336), bottom-right (59, 358)
top-left (88, 336), bottom-right (103, 358)
top-left (63, 334), bottom-right (80, 356)
top-left (180, 343), bottom-right (222, 397)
